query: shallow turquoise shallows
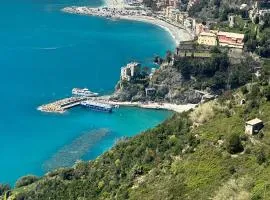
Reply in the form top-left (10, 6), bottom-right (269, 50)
top-left (0, 0), bottom-right (175, 184)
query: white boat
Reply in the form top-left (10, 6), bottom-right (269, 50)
top-left (80, 101), bottom-right (113, 113)
top-left (72, 88), bottom-right (99, 97)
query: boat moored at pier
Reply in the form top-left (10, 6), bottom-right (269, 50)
top-left (80, 100), bottom-right (113, 113)
top-left (72, 88), bottom-right (99, 97)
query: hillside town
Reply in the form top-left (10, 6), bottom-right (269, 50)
top-left (62, 0), bottom-right (270, 106)
top-left (3, 0), bottom-right (270, 200)
top-left (64, 0), bottom-right (270, 56)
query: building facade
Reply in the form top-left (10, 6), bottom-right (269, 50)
top-left (197, 32), bottom-right (217, 46)
top-left (217, 31), bottom-right (244, 49)
top-left (245, 118), bottom-right (264, 135)
top-left (195, 23), bottom-right (209, 36)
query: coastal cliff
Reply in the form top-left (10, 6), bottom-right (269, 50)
top-left (3, 0), bottom-right (270, 199)
top-left (110, 45), bottom-right (256, 105)
top-left (111, 66), bottom-right (204, 104)
top-left (4, 74), bottom-right (270, 199)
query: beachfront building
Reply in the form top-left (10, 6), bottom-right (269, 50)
top-left (184, 17), bottom-right (196, 31)
top-left (165, 6), bottom-right (173, 18)
top-left (217, 31), bottom-right (244, 49)
top-left (166, 0), bottom-right (180, 8)
top-left (165, 6), bottom-right (180, 19)
top-left (174, 11), bottom-right (188, 24)
top-left (197, 32), bottom-right (217, 46)
top-left (164, 6), bottom-right (187, 25)
top-left (121, 62), bottom-right (141, 81)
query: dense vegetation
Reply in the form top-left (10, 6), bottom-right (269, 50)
top-left (2, 58), bottom-right (270, 199)
top-left (2, 1), bottom-right (270, 199)
top-left (173, 48), bottom-right (254, 92)
top-left (215, 13), bottom-right (270, 58)
top-left (112, 47), bottom-right (256, 105)
top-left (197, 1), bottom-right (270, 58)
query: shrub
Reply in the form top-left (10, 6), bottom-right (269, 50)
top-left (226, 133), bottom-right (244, 154)
top-left (0, 183), bottom-right (10, 196)
top-left (229, 166), bottom-right (236, 174)
top-left (241, 86), bottom-right (249, 95)
top-left (263, 86), bottom-right (270, 101)
top-left (245, 147), bottom-right (251, 154)
top-left (15, 175), bottom-right (39, 188)
top-left (256, 150), bottom-right (266, 165)
top-left (189, 102), bottom-right (215, 123)
top-left (59, 168), bottom-right (74, 180)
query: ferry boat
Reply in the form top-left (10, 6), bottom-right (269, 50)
top-left (80, 101), bottom-right (113, 113)
top-left (72, 88), bottom-right (99, 97)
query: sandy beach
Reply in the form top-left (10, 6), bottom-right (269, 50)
top-left (90, 96), bottom-right (197, 113)
top-left (103, 0), bottom-right (192, 43)
top-left (114, 101), bottom-right (197, 113)
top-left (118, 15), bottom-right (192, 44)
top-left (58, 1), bottom-right (196, 113)
top-left (62, 0), bottom-right (193, 45)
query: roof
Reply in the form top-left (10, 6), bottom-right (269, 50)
top-left (146, 88), bottom-right (156, 90)
top-left (199, 32), bottom-right (216, 37)
top-left (217, 31), bottom-right (244, 39)
top-left (246, 118), bottom-right (263, 125)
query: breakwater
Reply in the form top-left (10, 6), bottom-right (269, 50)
top-left (38, 97), bottom-right (87, 113)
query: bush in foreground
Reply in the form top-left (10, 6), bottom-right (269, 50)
top-left (226, 133), bottom-right (244, 154)
top-left (0, 183), bottom-right (10, 196)
top-left (15, 175), bottom-right (39, 188)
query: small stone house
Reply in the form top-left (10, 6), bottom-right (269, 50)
top-left (245, 118), bottom-right (264, 135)
top-left (145, 88), bottom-right (156, 97)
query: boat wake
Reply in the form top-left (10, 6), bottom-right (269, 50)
top-left (32, 44), bottom-right (76, 51)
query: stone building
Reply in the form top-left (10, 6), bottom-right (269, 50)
top-left (217, 31), bottom-right (244, 49)
top-left (195, 23), bottom-right (209, 36)
top-left (120, 62), bottom-right (141, 81)
top-left (197, 32), bottom-right (217, 46)
top-left (245, 118), bottom-right (264, 135)
top-left (145, 88), bottom-right (156, 97)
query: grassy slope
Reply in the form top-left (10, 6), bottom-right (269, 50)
top-left (129, 99), bottom-right (270, 200)
top-left (5, 82), bottom-right (270, 199)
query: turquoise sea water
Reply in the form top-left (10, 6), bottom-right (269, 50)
top-left (0, 0), bottom-right (175, 184)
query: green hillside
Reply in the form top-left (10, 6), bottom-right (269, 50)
top-left (3, 65), bottom-right (270, 199)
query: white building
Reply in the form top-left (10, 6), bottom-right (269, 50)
top-left (245, 118), bottom-right (264, 135)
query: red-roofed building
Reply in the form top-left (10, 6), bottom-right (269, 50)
top-left (217, 31), bottom-right (245, 49)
